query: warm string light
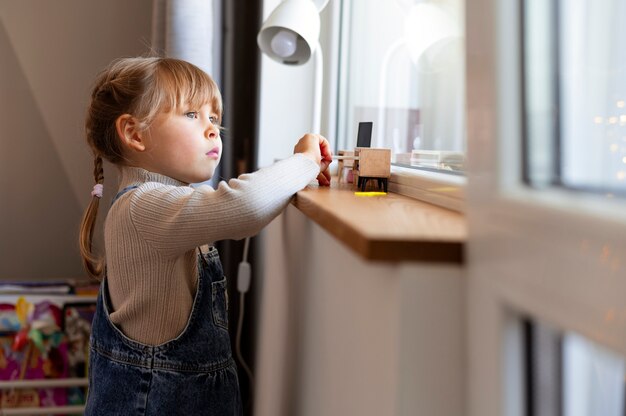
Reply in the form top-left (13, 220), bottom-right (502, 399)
top-left (592, 99), bottom-right (626, 185)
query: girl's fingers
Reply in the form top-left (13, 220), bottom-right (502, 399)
top-left (317, 135), bottom-right (333, 161)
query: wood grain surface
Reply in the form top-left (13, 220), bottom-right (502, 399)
top-left (292, 182), bottom-right (467, 263)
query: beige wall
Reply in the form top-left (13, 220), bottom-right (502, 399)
top-left (0, 1), bottom-right (152, 279)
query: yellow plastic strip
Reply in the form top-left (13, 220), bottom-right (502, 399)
top-left (354, 192), bottom-right (387, 196)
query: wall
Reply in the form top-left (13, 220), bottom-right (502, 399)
top-left (254, 206), bottom-right (465, 415)
top-left (0, 1), bottom-right (153, 279)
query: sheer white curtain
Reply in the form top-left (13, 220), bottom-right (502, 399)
top-left (152, 0), bottom-right (220, 78)
top-left (151, 0), bottom-right (222, 186)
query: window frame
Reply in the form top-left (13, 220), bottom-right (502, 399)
top-left (467, 1), bottom-right (626, 416)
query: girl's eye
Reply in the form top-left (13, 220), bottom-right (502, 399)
top-left (209, 116), bottom-right (219, 125)
top-left (184, 111), bottom-right (198, 119)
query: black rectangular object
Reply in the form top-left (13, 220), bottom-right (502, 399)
top-left (356, 122), bottom-right (373, 148)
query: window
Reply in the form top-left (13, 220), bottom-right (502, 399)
top-left (506, 316), bottom-right (626, 416)
top-left (466, 0), bottom-right (626, 415)
top-left (523, 0), bottom-right (626, 194)
top-left (336, 0), bottom-right (465, 174)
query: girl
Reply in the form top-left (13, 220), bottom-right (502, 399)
top-left (79, 57), bottom-right (331, 415)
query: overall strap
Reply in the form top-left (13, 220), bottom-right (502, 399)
top-left (198, 247), bottom-right (210, 267)
top-left (110, 185), bottom-right (139, 207)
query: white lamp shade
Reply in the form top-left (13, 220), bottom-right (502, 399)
top-left (311, 0), bottom-right (329, 12)
top-left (257, 0), bottom-right (320, 65)
top-left (403, 3), bottom-right (461, 71)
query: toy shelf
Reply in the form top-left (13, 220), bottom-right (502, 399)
top-left (0, 404), bottom-right (85, 415)
top-left (0, 291), bottom-right (96, 415)
top-left (0, 377), bottom-right (88, 389)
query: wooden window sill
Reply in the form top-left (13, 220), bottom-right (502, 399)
top-left (292, 182), bottom-right (467, 263)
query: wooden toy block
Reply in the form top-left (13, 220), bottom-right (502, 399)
top-left (353, 148), bottom-right (391, 192)
top-left (356, 148), bottom-right (391, 178)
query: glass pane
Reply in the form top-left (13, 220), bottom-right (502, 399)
top-left (508, 317), bottom-right (626, 416)
top-left (337, 0), bottom-right (465, 173)
top-left (563, 333), bottom-right (625, 416)
top-left (560, 0), bottom-right (626, 192)
top-left (523, 0), bottom-right (626, 193)
top-left (522, 0), bottom-right (558, 187)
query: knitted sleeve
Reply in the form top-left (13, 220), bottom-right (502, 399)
top-left (127, 154), bottom-right (320, 256)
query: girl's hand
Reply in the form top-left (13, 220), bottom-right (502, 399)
top-left (293, 134), bottom-right (333, 186)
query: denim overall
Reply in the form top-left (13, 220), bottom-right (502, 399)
top-left (85, 186), bottom-right (242, 415)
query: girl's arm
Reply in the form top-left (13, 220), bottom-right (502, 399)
top-left (126, 154), bottom-right (320, 257)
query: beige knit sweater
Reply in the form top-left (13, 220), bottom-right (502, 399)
top-left (104, 154), bottom-right (320, 345)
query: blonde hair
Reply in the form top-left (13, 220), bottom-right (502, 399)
top-left (79, 57), bottom-right (222, 280)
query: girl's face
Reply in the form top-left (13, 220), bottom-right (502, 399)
top-left (141, 102), bottom-right (222, 184)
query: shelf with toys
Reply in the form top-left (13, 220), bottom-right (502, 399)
top-left (0, 281), bottom-right (98, 415)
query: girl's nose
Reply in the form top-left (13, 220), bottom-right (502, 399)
top-left (205, 123), bottom-right (219, 140)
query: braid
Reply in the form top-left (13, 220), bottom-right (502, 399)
top-left (94, 155), bottom-right (104, 185)
top-left (79, 155), bottom-right (105, 280)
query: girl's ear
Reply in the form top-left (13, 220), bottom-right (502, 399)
top-left (116, 114), bottom-right (146, 152)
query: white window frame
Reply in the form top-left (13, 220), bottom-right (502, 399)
top-left (467, 1), bottom-right (626, 416)
top-left (388, 166), bottom-right (465, 212)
